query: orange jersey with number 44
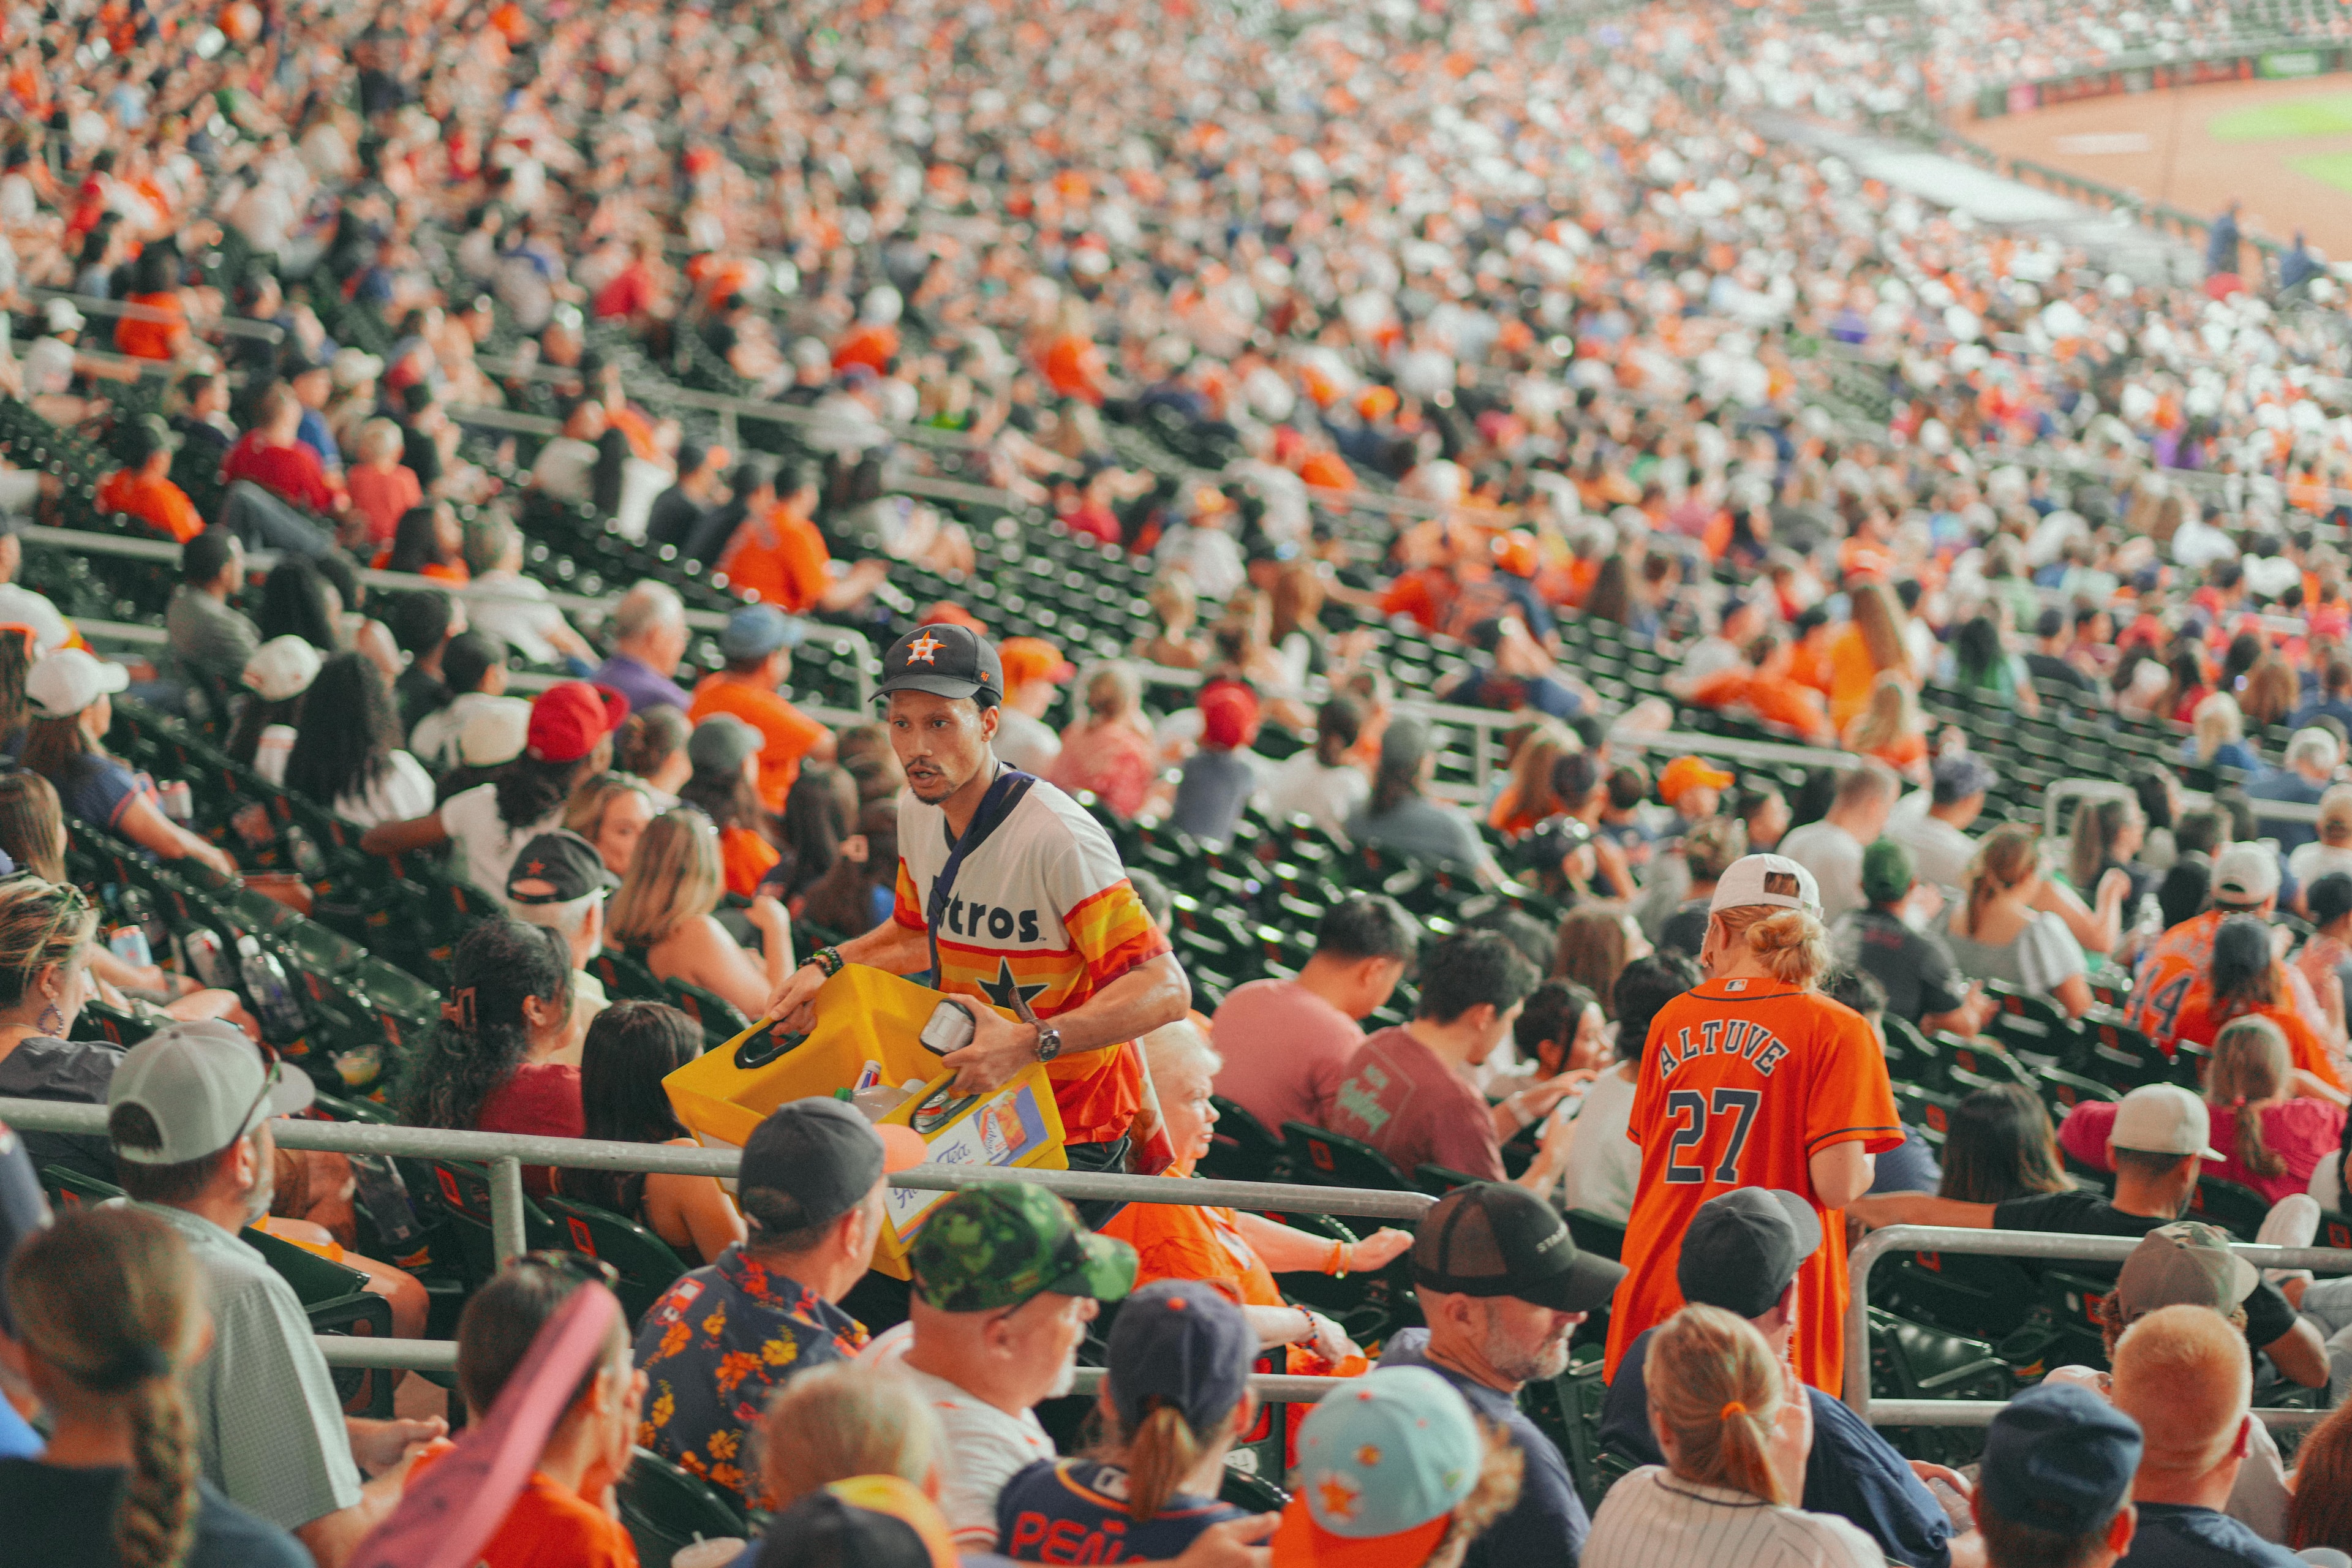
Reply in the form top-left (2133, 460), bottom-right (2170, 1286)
top-left (1605, 978), bottom-right (1902, 1397)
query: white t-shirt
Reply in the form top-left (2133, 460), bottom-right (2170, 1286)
top-left (254, 725), bottom-right (295, 786)
top-left (336, 751), bottom-right (437, 830)
top-left (530, 435), bottom-right (600, 502)
top-left (1585, 1468), bottom-right (1884, 1568)
top-left (1779, 820), bottom-right (1868, 921)
top-left (2290, 842), bottom-right (2352, 889)
top-left (437, 782), bottom-right (557, 907)
top-left (1886, 799), bottom-right (1977, 893)
top-left (1263, 752), bottom-right (1369, 837)
top-left (1555, 1063), bottom-right (1640, 1223)
top-left (859, 1327), bottom-right (1057, 1549)
top-left (466, 571), bottom-right (571, 665)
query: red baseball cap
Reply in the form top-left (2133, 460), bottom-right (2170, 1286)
top-left (1199, 680), bottom-right (1261, 750)
top-left (526, 681), bottom-right (627, 763)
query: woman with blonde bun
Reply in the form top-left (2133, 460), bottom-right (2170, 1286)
top-left (1605, 856), bottom-right (1902, 1400)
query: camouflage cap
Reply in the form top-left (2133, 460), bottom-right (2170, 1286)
top-left (909, 1181), bottom-right (1137, 1313)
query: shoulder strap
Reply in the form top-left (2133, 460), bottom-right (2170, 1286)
top-left (925, 769), bottom-right (1038, 980)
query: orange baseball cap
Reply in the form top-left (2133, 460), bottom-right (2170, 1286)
top-left (1000, 637), bottom-right (1075, 689)
top-left (918, 600), bottom-right (989, 635)
top-left (1658, 754), bottom-right (1733, 807)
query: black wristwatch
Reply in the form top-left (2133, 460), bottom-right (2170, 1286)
top-left (1033, 1023), bottom-right (1063, 1063)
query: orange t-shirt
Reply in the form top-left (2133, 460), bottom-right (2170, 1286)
top-left (113, 290), bottom-right (184, 361)
top-left (96, 469), bottom-right (205, 541)
top-left (1826, 624), bottom-right (1910, 732)
top-left (1100, 1180), bottom-right (1283, 1306)
top-left (690, 673), bottom-right (829, 813)
top-left (404, 1443), bottom-right (637, 1568)
top-left (1607, 978), bottom-right (1902, 1395)
top-left (2170, 997), bottom-right (2346, 1094)
top-left (717, 506), bottom-right (832, 614)
top-left (720, 824), bottom-right (781, 897)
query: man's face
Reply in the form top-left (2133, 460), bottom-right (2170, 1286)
top-left (1479, 1294), bottom-right (1580, 1385)
top-left (887, 690), bottom-right (997, 804)
top-left (997, 1289), bottom-right (1096, 1408)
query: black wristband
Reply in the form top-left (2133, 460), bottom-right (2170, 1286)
top-left (807, 946), bottom-right (844, 978)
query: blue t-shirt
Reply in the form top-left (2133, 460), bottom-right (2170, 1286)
top-left (1868, 1126), bottom-right (1943, 1196)
top-left (1379, 1331), bottom-right (1586, 1568)
top-left (2119, 1502), bottom-right (2301, 1568)
top-left (997, 1458), bottom-right (1245, 1562)
top-left (1599, 1326), bottom-right (1953, 1568)
top-left (0, 1398), bottom-right (39, 1461)
top-left (59, 753), bottom-right (155, 834)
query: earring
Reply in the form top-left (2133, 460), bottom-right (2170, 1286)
top-left (35, 997), bottom-right (61, 1035)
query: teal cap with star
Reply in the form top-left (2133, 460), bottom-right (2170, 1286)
top-left (1273, 1366), bottom-right (1484, 1567)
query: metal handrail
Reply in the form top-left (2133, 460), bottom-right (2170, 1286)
top-left (0, 1095), bottom-right (1433, 1246)
top-left (24, 285), bottom-right (285, 343)
top-left (1844, 1224), bottom-right (2352, 1428)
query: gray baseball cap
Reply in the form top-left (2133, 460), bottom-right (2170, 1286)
top-left (107, 1020), bottom-right (313, 1165)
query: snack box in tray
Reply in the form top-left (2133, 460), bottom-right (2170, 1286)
top-left (662, 965), bottom-right (1067, 1277)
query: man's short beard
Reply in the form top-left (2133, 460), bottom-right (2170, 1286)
top-left (1482, 1303), bottom-right (1572, 1385)
top-left (1046, 1349), bottom-right (1077, 1400)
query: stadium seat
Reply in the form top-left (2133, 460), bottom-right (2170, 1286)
top-left (666, 979), bottom-right (754, 1050)
top-left (616, 1448), bottom-right (749, 1566)
top-left (1283, 1121), bottom-right (1414, 1193)
top-left (1198, 1096), bottom-right (1289, 1184)
top-left (1564, 1210), bottom-right (1627, 1262)
top-left (1219, 1468), bottom-right (1291, 1513)
top-left (542, 1194), bottom-right (694, 1327)
top-left (1876, 1250), bottom-right (2037, 1341)
top-left (2187, 1178), bottom-right (2271, 1242)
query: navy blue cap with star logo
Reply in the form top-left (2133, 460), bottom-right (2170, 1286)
top-left (877, 622), bottom-right (1003, 707)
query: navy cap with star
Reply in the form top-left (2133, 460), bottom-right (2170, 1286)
top-left (876, 622), bottom-right (1003, 706)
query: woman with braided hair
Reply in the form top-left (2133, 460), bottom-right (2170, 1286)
top-left (0, 1205), bottom-right (308, 1566)
top-left (1584, 1304), bottom-right (1882, 1568)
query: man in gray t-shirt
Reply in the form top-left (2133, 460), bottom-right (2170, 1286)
top-left (165, 529), bottom-right (260, 689)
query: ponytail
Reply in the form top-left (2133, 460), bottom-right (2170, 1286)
top-left (2211, 1016), bottom-right (2291, 1178)
top-left (1713, 905), bottom-right (1830, 989)
top-left (7, 1208), bottom-right (202, 1568)
top-left (119, 1376), bottom-right (198, 1568)
top-left (1118, 1398), bottom-right (1233, 1521)
top-left (1965, 823), bottom-right (2042, 938)
top-left (1644, 1303), bottom-right (1792, 1506)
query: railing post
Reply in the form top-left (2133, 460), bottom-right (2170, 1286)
top-left (491, 1155), bottom-right (527, 1264)
top-left (1843, 1226), bottom-right (1898, 1419)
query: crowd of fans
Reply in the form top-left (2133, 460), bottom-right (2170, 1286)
top-left (6, 0), bottom-right (2352, 1559)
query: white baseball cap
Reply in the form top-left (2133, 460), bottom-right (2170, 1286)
top-left (2212, 843), bottom-right (2280, 907)
top-left (0, 584), bottom-right (73, 656)
top-left (2109, 1083), bottom-right (2222, 1161)
top-left (1707, 853), bottom-right (1822, 918)
top-left (26, 647), bottom-right (129, 718)
top-left (242, 635), bottom-right (323, 703)
top-left (459, 696), bottom-right (532, 767)
top-left (42, 298), bottom-right (82, 334)
top-left (107, 1019), bottom-right (314, 1165)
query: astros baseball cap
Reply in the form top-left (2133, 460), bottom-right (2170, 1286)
top-left (876, 623), bottom-right (1003, 707)
top-left (505, 829), bottom-right (617, 906)
top-left (738, 1099), bottom-right (925, 1237)
top-left (107, 1019), bottom-right (314, 1164)
top-left (1412, 1183), bottom-right (1624, 1312)
top-left (1978, 1382), bottom-right (2143, 1536)
top-left (26, 648), bottom-right (130, 718)
top-left (1106, 1281), bottom-right (1256, 1437)
top-left (2109, 1083), bottom-right (2223, 1161)
top-left (1658, 755), bottom-right (1732, 808)
top-left (2116, 1221), bottom-right (2259, 1322)
top-left (2212, 843), bottom-right (2281, 906)
top-left (908, 1180), bottom-right (1136, 1313)
top-left (1272, 1367), bottom-right (1483, 1568)
top-left (1707, 853), bottom-right (1822, 918)
top-left (1676, 1188), bottom-right (1824, 1321)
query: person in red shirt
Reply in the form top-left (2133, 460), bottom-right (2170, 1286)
top-left (403, 1255), bottom-right (644, 1568)
top-left (96, 417), bottom-right (205, 541)
top-left (687, 602), bottom-right (835, 812)
top-left (222, 384), bottom-right (342, 518)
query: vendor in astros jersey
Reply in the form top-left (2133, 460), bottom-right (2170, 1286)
top-left (764, 622), bottom-right (1189, 1182)
top-left (1604, 853), bottom-right (1901, 1399)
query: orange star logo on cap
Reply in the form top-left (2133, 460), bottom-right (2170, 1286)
top-left (907, 631), bottom-right (944, 665)
top-left (1316, 1476), bottom-right (1360, 1521)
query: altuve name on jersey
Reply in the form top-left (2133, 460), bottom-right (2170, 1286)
top-left (1657, 1019), bottom-right (1790, 1079)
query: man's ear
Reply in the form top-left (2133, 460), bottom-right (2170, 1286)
top-left (2106, 1503), bottom-right (2136, 1558)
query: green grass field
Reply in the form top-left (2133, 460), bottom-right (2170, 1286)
top-left (2211, 92), bottom-right (2352, 141)
top-left (2290, 149), bottom-right (2352, 192)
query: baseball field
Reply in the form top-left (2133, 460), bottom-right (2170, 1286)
top-left (1969, 73), bottom-right (2352, 260)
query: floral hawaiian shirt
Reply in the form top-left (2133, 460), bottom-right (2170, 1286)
top-left (630, 1244), bottom-right (867, 1505)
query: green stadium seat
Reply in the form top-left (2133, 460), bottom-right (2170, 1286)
top-left (1565, 1209), bottom-right (1627, 1261)
top-left (1877, 1250), bottom-right (2036, 1340)
top-left (2187, 1178), bottom-right (2271, 1242)
top-left (1199, 1096), bottom-right (1288, 1184)
top-left (542, 1194), bottom-right (693, 1327)
top-left (1283, 1121), bottom-right (1414, 1193)
top-left (616, 1448), bottom-right (749, 1566)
